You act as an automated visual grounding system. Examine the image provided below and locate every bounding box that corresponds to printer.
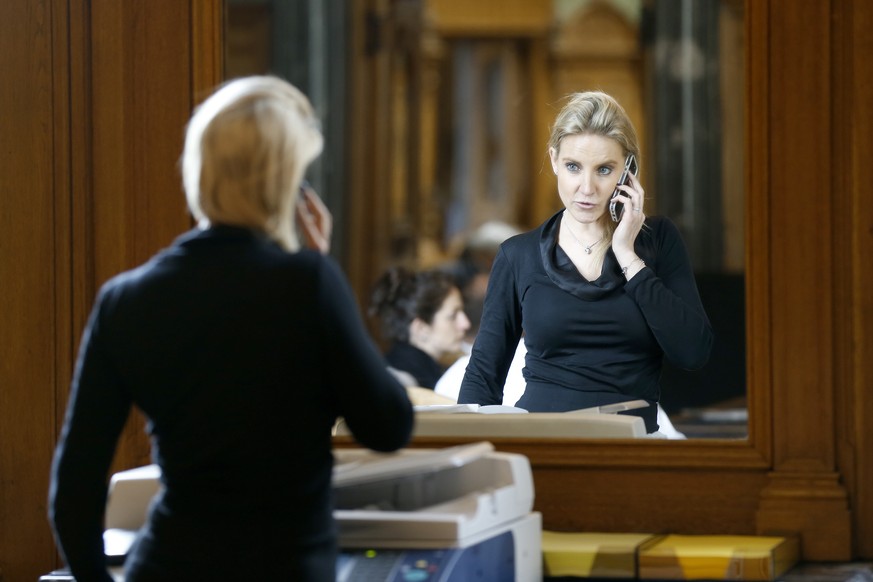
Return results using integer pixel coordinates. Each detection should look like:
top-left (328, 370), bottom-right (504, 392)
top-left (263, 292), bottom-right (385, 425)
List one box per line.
top-left (45, 442), bottom-right (541, 582)
top-left (332, 441), bottom-right (542, 581)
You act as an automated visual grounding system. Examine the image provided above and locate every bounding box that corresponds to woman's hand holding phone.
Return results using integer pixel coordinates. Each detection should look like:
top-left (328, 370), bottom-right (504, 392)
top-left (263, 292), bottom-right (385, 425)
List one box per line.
top-left (296, 181), bottom-right (333, 254)
top-left (609, 154), bottom-right (638, 222)
top-left (610, 156), bottom-right (647, 274)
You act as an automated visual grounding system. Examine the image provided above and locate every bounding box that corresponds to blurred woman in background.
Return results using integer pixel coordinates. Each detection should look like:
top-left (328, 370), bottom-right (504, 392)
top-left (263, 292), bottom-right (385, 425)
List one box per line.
top-left (369, 267), bottom-right (471, 390)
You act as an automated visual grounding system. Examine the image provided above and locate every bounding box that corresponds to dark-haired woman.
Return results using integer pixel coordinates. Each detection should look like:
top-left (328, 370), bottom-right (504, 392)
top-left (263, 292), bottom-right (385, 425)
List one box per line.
top-left (370, 267), bottom-right (471, 389)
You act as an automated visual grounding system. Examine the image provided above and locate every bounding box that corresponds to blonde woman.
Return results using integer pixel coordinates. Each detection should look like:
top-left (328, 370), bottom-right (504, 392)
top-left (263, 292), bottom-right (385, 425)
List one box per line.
top-left (49, 76), bottom-right (413, 581)
top-left (458, 91), bottom-right (712, 433)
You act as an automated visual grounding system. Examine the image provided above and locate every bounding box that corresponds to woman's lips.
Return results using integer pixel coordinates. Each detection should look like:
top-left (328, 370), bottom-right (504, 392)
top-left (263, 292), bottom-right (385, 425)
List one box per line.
top-left (575, 200), bottom-right (597, 210)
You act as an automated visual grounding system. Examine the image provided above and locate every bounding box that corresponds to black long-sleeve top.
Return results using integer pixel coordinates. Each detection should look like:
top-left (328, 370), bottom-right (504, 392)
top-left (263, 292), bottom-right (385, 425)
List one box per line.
top-left (49, 225), bottom-right (414, 581)
top-left (385, 341), bottom-right (445, 389)
top-left (458, 212), bottom-right (713, 432)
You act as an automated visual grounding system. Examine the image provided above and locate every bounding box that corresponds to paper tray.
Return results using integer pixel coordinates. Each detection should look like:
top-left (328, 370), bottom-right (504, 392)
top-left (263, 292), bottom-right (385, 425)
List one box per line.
top-left (334, 446), bottom-right (534, 545)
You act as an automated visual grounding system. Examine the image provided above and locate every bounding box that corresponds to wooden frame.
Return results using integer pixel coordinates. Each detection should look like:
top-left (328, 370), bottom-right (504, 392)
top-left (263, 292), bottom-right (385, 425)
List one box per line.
top-left (344, 0), bottom-right (873, 560)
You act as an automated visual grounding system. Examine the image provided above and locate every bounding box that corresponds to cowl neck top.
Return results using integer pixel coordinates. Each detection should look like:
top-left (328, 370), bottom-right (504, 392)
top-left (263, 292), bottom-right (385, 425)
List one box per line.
top-left (538, 211), bottom-right (627, 301)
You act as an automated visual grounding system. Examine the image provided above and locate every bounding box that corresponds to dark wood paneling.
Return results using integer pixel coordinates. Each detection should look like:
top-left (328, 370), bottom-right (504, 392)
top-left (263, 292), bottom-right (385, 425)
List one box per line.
top-left (0, 0), bottom-right (63, 579)
top-left (832, 0), bottom-right (873, 559)
top-left (754, 0), bottom-right (851, 561)
top-left (346, 0), bottom-right (396, 311)
top-left (767, 0), bottom-right (835, 473)
top-left (851, 0), bottom-right (873, 559)
top-left (0, 1), bottom-right (221, 580)
top-left (743, 0), bottom-right (773, 460)
top-left (85, 1), bottom-right (200, 473)
top-left (533, 468), bottom-right (769, 536)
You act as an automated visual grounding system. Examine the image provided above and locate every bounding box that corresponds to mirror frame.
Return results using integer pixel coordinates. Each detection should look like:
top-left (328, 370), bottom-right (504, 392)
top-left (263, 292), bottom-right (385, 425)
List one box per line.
top-left (346, 0), bottom-right (769, 468)
top-left (337, 0), bottom-right (862, 560)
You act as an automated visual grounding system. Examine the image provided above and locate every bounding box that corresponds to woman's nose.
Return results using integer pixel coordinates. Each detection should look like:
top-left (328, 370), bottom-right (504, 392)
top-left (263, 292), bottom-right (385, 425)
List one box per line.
top-left (578, 172), bottom-right (595, 195)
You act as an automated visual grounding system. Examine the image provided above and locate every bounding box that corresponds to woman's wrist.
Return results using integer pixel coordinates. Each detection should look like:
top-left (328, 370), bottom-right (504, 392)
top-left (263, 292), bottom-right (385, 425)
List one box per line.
top-left (620, 257), bottom-right (645, 279)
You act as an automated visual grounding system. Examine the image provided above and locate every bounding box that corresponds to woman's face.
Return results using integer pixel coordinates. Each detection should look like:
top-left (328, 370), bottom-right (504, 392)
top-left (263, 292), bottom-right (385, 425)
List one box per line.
top-left (415, 287), bottom-right (471, 359)
top-left (549, 133), bottom-right (625, 225)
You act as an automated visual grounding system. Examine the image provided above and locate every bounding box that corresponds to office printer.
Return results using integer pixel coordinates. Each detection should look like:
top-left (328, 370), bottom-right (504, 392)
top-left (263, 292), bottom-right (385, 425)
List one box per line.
top-left (44, 442), bottom-right (541, 582)
top-left (332, 441), bottom-right (542, 581)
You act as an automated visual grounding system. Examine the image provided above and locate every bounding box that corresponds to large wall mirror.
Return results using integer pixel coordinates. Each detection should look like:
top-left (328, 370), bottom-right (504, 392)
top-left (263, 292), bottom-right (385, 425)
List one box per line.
top-left (224, 0), bottom-right (746, 439)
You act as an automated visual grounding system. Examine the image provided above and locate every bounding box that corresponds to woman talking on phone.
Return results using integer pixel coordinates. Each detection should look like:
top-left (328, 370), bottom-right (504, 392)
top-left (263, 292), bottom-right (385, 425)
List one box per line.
top-left (457, 91), bottom-right (713, 434)
top-left (49, 76), bottom-right (413, 581)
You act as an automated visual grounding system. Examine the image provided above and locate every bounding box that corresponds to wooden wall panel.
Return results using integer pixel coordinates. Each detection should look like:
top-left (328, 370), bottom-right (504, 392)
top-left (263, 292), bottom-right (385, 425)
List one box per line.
top-left (850, 0), bottom-right (873, 558)
top-left (68, 0), bottom-right (95, 411)
top-left (833, 0), bottom-right (873, 559)
top-left (0, 1), bottom-right (65, 580)
top-left (87, 1), bottom-right (194, 302)
top-left (754, 0), bottom-right (852, 560)
top-left (84, 0), bottom-right (198, 473)
top-left (743, 0), bottom-right (773, 459)
top-left (347, 0), bottom-right (397, 309)
top-left (533, 468), bottom-right (769, 536)
top-left (766, 0), bottom-right (835, 473)
top-left (0, 1), bottom-right (222, 580)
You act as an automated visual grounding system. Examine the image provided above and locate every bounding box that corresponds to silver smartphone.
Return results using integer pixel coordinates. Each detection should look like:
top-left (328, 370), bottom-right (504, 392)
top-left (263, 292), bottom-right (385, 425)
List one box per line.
top-left (609, 154), bottom-right (638, 222)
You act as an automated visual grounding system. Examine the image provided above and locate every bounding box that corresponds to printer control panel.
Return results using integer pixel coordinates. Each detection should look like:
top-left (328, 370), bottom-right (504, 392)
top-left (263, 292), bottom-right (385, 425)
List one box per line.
top-left (337, 531), bottom-right (515, 581)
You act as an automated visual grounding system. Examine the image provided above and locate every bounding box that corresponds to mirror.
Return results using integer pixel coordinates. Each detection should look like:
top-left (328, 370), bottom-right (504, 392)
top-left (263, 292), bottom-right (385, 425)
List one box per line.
top-left (223, 0), bottom-right (746, 439)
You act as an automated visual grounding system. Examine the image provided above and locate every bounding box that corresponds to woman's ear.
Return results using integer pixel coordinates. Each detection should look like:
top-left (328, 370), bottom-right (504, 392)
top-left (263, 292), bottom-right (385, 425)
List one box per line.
top-left (549, 146), bottom-right (559, 175)
top-left (409, 318), bottom-right (431, 344)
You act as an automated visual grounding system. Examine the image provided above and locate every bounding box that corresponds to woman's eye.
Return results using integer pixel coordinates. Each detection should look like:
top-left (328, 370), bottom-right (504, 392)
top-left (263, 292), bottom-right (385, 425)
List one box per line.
top-left (565, 162), bottom-right (579, 172)
top-left (598, 166), bottom-right (612, 176)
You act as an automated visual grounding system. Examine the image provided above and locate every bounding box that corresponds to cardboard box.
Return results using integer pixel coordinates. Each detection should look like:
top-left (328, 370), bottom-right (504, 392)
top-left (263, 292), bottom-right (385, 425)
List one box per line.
top-left (638, 534), bottom-right (799, 580)
top-left (542, 531), bottom-right (657, 578)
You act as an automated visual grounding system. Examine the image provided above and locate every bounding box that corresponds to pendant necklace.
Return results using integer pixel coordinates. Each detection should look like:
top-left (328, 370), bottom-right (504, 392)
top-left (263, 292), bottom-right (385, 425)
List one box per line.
top-left (564, 213), bottom-right (603, 254)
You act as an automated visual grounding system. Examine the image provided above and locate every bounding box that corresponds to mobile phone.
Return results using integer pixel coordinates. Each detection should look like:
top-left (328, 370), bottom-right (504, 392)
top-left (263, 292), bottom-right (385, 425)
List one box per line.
top-left (609, 154), bottom-right (638, 222)
top-left (299, 179), bottom-right (312, 202)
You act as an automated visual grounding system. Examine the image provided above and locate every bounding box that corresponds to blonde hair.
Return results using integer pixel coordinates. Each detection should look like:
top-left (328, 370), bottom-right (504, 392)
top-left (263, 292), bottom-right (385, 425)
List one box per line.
top-left (548, 91), bottom-right (641, 252)
top-left (182, 76), bottom-right (323, 251)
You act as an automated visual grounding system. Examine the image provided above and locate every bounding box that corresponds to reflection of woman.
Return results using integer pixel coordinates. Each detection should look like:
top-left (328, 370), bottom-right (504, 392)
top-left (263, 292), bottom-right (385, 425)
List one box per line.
top-left (458, 91), bottom-right (713, 433)
top-left (49, 76), bottom-right (413, 581)
top-left (369, 267), bottom-right (471, 389)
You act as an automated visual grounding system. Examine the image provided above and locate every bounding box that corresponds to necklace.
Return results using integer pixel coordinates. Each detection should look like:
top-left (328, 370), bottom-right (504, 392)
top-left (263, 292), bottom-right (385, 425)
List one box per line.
top-left (563, 213), bottom-right (603, 254)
